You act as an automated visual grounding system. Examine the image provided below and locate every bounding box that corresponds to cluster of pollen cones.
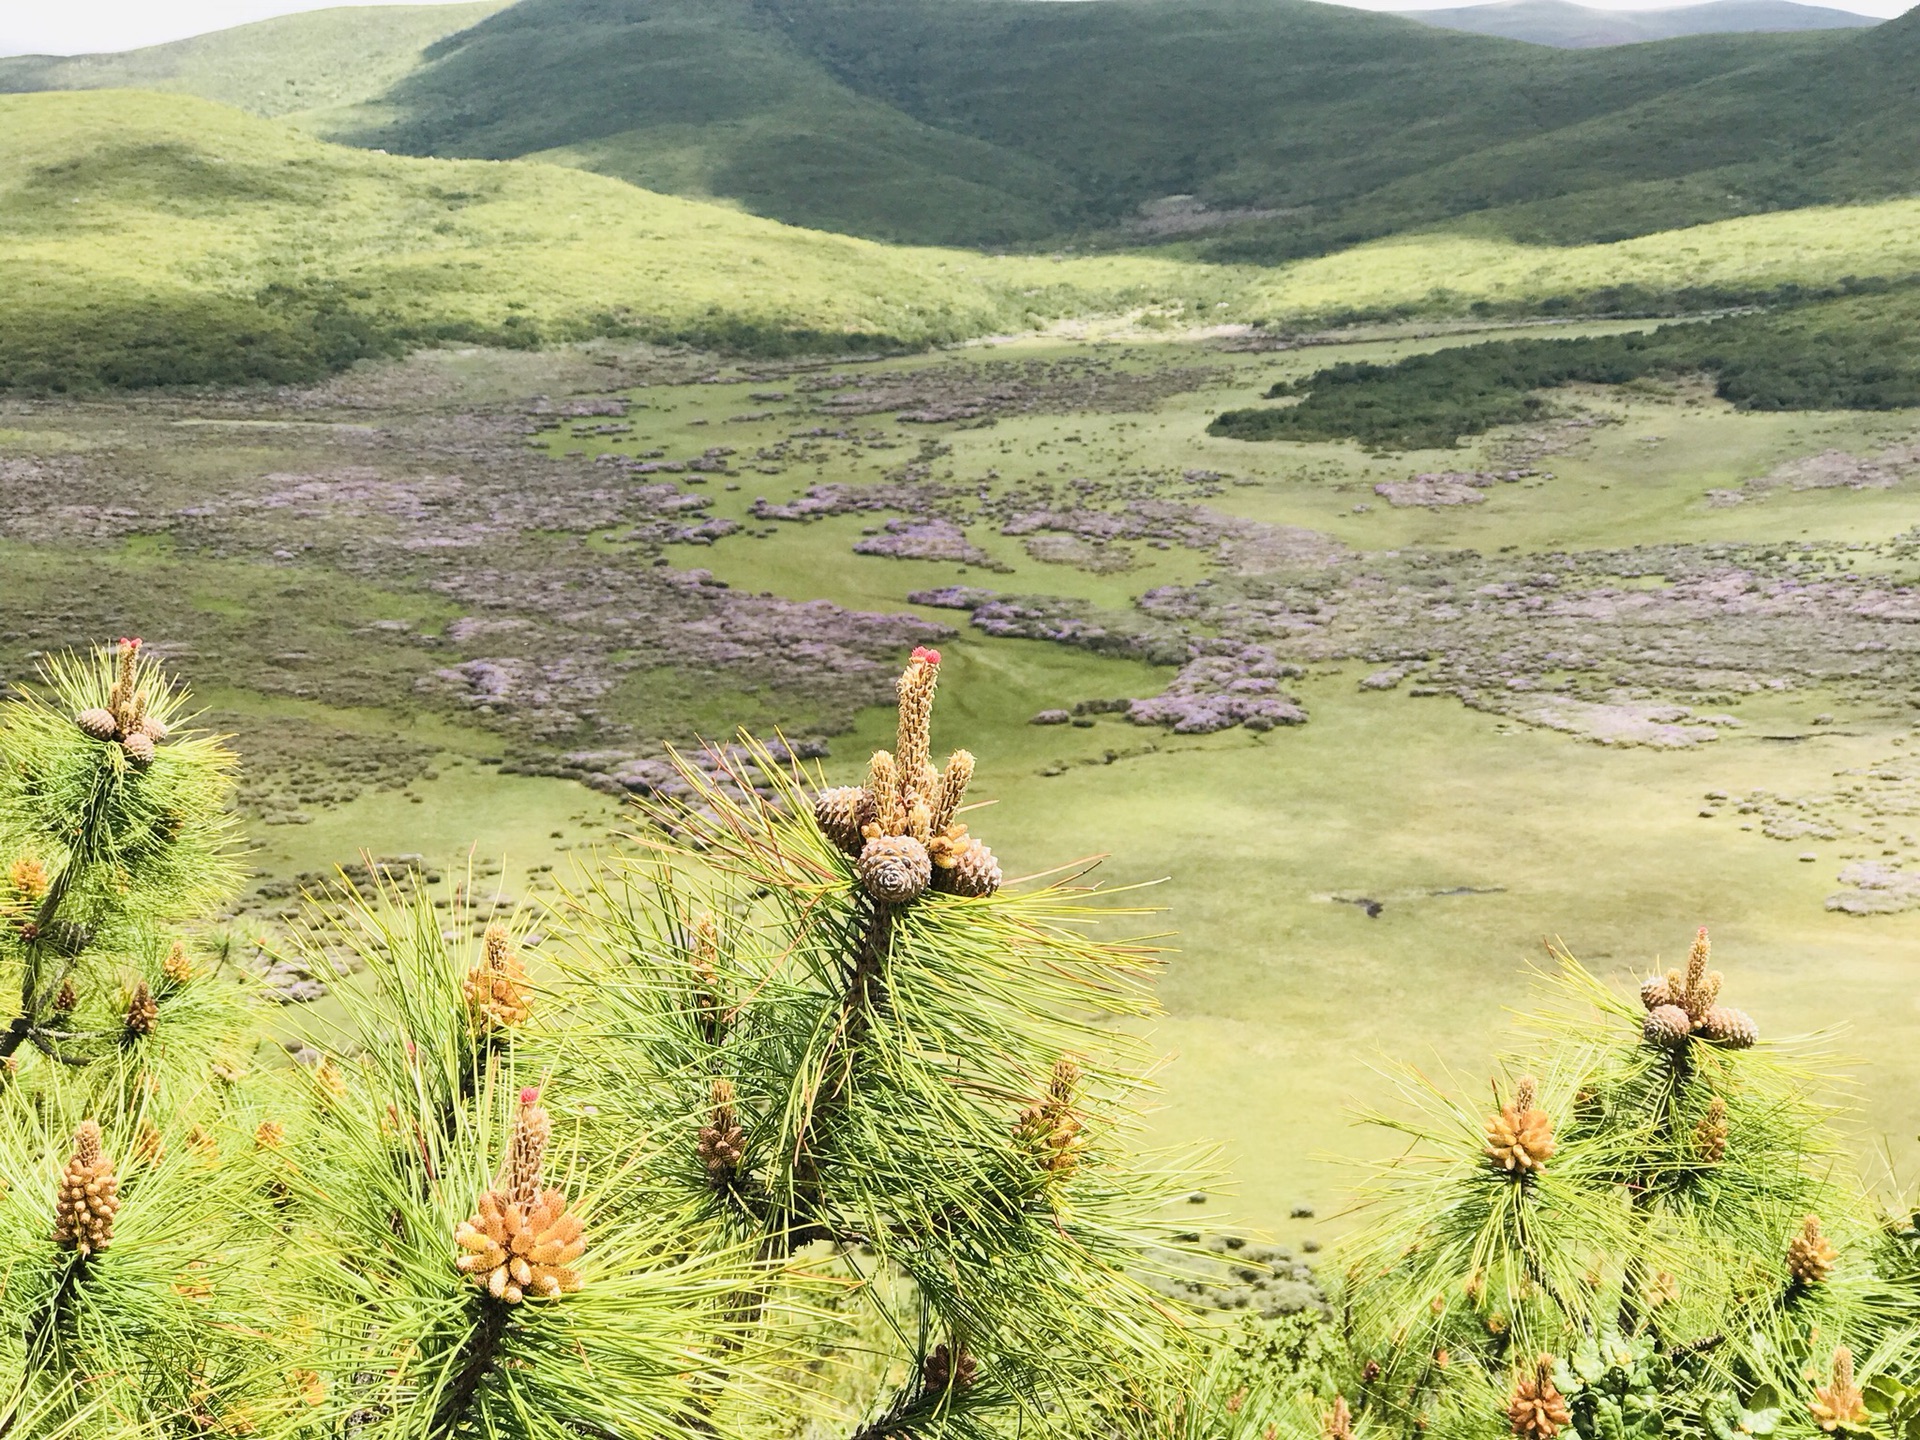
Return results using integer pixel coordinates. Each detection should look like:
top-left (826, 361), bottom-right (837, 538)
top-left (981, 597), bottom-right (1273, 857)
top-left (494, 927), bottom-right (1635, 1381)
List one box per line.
top-left (1484, 1075), bottom-right (1555, 1176)
top-left (75, 638), bottom-right (170, 767)
top-left (814, 648), bottom-right (1000, 903)
top-left (455, 1089), bottom-right (586, 1304)
top-left (464, 926), bottom-right (532, 1035)
top-left (53, 1120), bottom-right (120, 1257)
top-left (1639, 928), bottom-right (1756, 1051)
top-left (1507, 1357), bottom-right (1571, 1440)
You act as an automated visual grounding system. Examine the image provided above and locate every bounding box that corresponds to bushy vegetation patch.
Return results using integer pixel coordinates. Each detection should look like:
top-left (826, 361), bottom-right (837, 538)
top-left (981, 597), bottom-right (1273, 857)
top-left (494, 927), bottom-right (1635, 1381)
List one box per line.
top-left (1213, 291), bottom-right (1920, 449)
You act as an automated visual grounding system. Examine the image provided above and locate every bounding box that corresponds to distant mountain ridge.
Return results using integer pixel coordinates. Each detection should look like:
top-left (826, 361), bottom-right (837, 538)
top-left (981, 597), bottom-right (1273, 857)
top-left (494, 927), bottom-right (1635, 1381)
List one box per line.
top-left (0, 3), bottom-right (508, 119)
top-left (1393, 0), bottom-right (1878, 48)
top-left (2, 0), bottom-right (1917, 260)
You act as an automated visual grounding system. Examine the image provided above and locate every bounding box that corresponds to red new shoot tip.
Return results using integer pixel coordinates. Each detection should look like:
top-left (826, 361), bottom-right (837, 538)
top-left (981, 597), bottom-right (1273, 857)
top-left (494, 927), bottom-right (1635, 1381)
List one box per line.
top-left (520, 1087), bottom-right (540, 1106)
top-left (910, 646), bottom-right (941, 666)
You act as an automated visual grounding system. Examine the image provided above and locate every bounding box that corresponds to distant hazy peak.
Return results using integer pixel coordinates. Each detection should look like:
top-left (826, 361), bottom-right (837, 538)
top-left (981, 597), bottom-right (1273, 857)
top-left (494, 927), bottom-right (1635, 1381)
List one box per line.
top-left (1390, 0), bottom-right (1877, 47)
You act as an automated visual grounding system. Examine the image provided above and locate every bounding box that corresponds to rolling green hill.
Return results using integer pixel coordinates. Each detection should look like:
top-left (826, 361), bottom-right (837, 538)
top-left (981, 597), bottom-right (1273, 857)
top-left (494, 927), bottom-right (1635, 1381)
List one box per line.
top-left (0, 3), bottom-right (509, 120)
top-left (7, 0), bottom-right (1916, 259)
top-left (332, 0), bottom-right (1920, 256)
top-left (0, 91), bottom-right (1226, 390)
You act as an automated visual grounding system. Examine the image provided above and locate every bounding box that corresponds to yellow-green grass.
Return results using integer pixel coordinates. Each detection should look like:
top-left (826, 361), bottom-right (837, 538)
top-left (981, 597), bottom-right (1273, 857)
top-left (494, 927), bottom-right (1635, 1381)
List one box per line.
top-left (14, 88), bottom-right (1920, 394)
top-left (520, 336), bottom-right (1920, 1232)
top-left (1242, 198), bottom-right (1920, 323)
top-left (0, 91), bottom-right (1235, 386)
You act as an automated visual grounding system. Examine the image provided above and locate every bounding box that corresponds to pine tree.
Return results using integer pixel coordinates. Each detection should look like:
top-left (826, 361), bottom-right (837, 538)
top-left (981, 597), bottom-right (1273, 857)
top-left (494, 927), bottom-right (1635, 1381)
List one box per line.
top-left (549, 645), bottom-right (1195, 1434)
top-left (1269, 929), bottom-right (1908, 1440)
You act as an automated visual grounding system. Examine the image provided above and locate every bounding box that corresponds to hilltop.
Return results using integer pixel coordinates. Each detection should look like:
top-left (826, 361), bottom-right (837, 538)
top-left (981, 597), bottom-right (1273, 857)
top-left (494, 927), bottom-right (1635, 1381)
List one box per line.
top-left (1393, 0), bottom-right (1877, 48)
top-left (0, 3), bottom-right (509, 119)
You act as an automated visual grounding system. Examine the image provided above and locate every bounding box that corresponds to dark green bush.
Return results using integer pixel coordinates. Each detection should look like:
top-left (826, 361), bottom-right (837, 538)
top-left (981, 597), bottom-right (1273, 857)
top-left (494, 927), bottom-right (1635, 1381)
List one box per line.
top-left (1211, 290), bottom-right (1920, 449)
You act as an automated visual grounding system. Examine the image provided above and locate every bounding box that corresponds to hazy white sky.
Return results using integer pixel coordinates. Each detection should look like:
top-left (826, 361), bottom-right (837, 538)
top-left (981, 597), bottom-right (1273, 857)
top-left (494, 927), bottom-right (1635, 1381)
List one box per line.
top-left (0, 0), bottom-right (1908, 58)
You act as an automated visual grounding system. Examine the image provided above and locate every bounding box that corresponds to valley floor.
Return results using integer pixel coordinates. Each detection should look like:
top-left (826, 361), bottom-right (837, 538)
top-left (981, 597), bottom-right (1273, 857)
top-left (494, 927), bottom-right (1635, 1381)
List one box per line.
top-left (5, 327), bottom-right (1918, 1232)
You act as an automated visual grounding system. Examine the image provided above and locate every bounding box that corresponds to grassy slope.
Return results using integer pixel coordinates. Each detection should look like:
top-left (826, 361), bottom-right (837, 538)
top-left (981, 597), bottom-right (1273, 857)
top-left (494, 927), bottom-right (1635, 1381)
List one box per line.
top-left (777, 0), bottom-right (1920, 255)
top-left (8, 0), bottom-right (1914, 257)
top-left (0, 91), bottom-right (1228, 388)
top-left (0, 3), bottom-right (508, 119)
top-left (1332, 6), bottom-right (1920, 250)
top-left (329, 0), bottom-right (1076, 248)
top-left (1240, 197), bottom-right (1920, 321)
top-left (331, 0), bottom-right (1920, 254)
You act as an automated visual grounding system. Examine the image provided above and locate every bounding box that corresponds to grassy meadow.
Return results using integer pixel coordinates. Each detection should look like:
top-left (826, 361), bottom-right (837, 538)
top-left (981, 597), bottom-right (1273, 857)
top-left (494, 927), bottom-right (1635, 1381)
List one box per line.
top-left (9, 328), bottom-right (1895, 1237)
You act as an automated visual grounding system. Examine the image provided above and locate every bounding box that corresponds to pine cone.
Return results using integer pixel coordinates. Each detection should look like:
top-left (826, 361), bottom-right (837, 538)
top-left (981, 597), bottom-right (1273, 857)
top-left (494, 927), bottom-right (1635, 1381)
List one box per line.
top-left (1642, 1004), bottom-right (1691, 1048)
top-left (1639, 975), bottom-right (1672, 1011)
top-left (1788, 1214), bottom-right (1837, 1287)
top-left (464, 926), bottom-right (531, 1034)
top-left (814, 786), bottom-right (873, 856)
top-left (455, 1186), bottom-right (587, 1303)
top-left (1693, 1097), bottom-right (1728, 1164)
top-left (1812, 1348), bottom-right (1868, 1433)
top-left (1507, 1358), bottom-right (1570, 1440)
top-left (124, 980), bottom-right (158, 1038)
top-left (1484, 1078), bottom-right (1555, 1175)
top-left (76, 708), bottom-right (119, 741)
top-left (53, 979), bottom-right (77, 1014)
top-left (121, 732), bottom-right (156, 766)
top-left (922, 1340), bottom-right (976, 1393)
top-left (138, 715), bottom-right (169, 743)
top-left (858, 834), bottom-right (931, 905)
top-left (53, 1120), bottom-right (119, 1256)
top-left (933, 834), bottom-right (1001, 897)
top-left (1698, 1006), bottom-right (1757, 1049)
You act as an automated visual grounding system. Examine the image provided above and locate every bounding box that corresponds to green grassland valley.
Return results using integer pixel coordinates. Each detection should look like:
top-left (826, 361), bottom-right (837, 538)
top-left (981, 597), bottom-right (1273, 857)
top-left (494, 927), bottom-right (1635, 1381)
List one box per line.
top-left (5, 0), bottom-right (1920, 1433)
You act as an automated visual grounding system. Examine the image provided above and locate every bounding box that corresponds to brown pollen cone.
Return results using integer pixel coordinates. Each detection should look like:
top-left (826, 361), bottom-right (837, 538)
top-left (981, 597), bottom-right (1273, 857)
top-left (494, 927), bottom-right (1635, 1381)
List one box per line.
top-left (697, 1078), bottom-right (746, 1177)
top-left (1484, 1076), bottom-right (1555, 1176)
top-left (1325, 1397), bottom-right (1356, 1440)
top-left (454, 1088), bottom-right (585, 1304)
top-left (1014, 1057), bottom-right (1085, 1177)
top-left (124, 980), bottom-right (158, 1038)
top-left (1811, 1348), bottom-right (1868, 1433)
top-left (922, 1339), bottom-right (977, 1393)
top-left (1788, 1214), bottom-right (1837, 1287)
top-left (163, 941), bottom-right (193, 987)
top-left (1507, 1358), bottom-right (1571, 1440)
top-left (1638, 928), bottom-right (1757, 1049)
top-left (464, 926), bottom-right (531, 1035)
top-left (1693, 1098), bottom-right (1728, 1163)
top-left (53, 1120), bottom-right (120, 1256)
